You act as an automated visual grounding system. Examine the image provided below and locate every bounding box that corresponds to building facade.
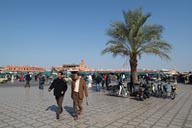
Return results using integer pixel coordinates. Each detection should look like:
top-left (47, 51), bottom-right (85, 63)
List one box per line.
top-left (52, 59), bottom-right (86, 72)
top-left (0, 67), bottom-right (4, 71)
top-left (3, 66), bottom-right (45, 72)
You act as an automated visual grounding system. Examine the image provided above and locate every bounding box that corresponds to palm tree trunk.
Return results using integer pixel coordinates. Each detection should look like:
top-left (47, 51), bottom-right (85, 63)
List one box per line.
top-left (129, 56), bottom-right (138, 85)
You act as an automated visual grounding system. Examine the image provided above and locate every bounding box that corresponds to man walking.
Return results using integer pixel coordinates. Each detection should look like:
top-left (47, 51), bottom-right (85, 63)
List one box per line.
top-left (25, 72), bottom-right (31, 87)
top-left (39, 73), bottom-right (45, 90)
top-left (95, 73), bottom-right (102, 91)
top-left (71, 72), bottom-right (88, 120)
top-left (48, 71), bottom-right (68, 119)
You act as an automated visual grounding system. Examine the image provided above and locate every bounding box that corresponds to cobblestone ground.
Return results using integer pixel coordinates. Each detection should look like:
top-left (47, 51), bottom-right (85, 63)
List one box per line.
top-left (0, 81), bottom-right (192, 128)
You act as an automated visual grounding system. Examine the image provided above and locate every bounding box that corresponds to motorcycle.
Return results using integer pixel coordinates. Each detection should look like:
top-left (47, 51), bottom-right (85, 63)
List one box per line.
top-left (151, 82), bottom-right (157, 96)
top-left (109, 82), bottom-right (129, 97)
top-left (170, 83), bottom-right (176, 100)
top-left (141, 82), bottom-right (151, 99)
top-left (156, 82), bottom-right (163, 97)
top-left (118, 82), bottom-right (129, 97)
top-left (133, 83), bottom-right (145, 101)
top-left (109, 84), bottom-right (119, 96)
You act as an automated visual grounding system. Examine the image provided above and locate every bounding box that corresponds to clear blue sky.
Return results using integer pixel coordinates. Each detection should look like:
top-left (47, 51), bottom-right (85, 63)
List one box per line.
top-left (0, 0), bottom-right (192, 72)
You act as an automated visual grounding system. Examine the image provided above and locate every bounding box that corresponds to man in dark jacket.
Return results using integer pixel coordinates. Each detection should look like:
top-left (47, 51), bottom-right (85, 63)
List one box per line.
top-left (39, 73), bottom-right (45, 90)
top-left (25, 72), bottom-right (31, 87)
top-left (48, 71), bottom-right (68, 119)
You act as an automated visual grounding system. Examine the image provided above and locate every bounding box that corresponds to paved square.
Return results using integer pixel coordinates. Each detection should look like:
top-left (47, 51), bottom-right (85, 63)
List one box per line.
top-left (0, 82), bottom-right (192, 128)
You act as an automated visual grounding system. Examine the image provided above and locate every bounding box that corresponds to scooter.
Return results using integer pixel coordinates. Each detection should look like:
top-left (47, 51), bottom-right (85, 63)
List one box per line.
top-left (170, 83), bottom-right (176, 100)
top-left (118, 82), bottom-right (129, 97)
top-left (156, 82), bottom-right (163, 97)
top-left (133, 83), bottom-right (145, 101)
top-left (151, 82), bottom-right (157, 96)
top-left (141, 82), bottom-right (151, 99)
top-left (109, 85), bottom-right (119, 96)
top-left (109, 82), bottom-right (129, 97)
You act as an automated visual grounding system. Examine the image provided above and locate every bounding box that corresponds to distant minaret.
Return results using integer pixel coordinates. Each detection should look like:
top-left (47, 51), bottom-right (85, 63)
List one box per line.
top-left (79, 59), bottom-right (85, 71)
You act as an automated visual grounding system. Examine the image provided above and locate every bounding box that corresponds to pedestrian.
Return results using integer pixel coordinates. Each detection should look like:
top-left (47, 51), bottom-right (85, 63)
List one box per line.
top-left (144, 73), bottom-right (150, 84)
top-left (35, 75), bottom-right (38, 81)
top-left (19, 74), bottom-right (23, 82)
top-left (106, 74), bottom-right (111, 90)
top-left (87, 74), bottom-right (92, 88)
top-left (39, 73), bottom-right (45, 90)
top-left (95, 73), bottom-right (102, 91)
top-left (48, 71), bottom-right (68, 119)
top-left (101, 74), bottom-right (105, 89)
top-left (11, 75), bottom-right (14, 83)
top-left (25, 72), bottom-right (31, 87)
top-left (71, 71), bottom-right (88, 120)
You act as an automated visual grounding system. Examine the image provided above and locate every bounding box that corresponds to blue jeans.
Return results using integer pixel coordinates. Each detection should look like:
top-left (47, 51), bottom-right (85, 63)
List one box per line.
top-left (39, 84), bottom-right (44, 90)
top-left (96, 83), bottom-right (101, 91)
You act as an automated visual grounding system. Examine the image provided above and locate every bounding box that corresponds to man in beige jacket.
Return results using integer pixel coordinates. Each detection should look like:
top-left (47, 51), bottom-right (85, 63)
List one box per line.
top-left (71, 72), bottom-right (88, 120)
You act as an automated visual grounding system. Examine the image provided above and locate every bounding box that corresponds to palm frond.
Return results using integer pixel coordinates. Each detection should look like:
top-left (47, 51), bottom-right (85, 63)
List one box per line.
top-left (107, 22), bottom-right (128, 42)
top-left (101, 40), bottom-right (131, 57)
top-left (123, 8), bottom-right (151, 44)
top-left (138, 41), bottom-right (172, 60)
top-left (141, 24), bottom-right (164, 41)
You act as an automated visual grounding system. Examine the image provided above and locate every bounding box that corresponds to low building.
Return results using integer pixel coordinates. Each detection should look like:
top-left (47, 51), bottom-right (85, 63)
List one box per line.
top-left (0, 67), bottom-right (4, 71)
top-left (3, 66), bottom-right (45, 72)
top-left (52, 59), bottom-right (86, 72)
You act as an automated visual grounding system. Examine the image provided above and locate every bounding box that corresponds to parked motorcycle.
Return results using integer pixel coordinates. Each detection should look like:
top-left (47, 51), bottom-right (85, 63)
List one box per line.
top-left (109, 84), bottom-right (119, 96)
top-left (109, 82), bottom-right (129, 97)
top-left (151, 82), bottom-right (157, 96)
top-left (170, 83), bottom-right (176, 100)
top-left (134, 83), bottom-right (150, 101)
top-left (156, 82), bottom-right (163, 97)
top-left (133, 83), bottom-right (145, 101)
top-left (140, 82), bottom-right (151, 99)
top-left (118, 82), bottom-right (129, 97)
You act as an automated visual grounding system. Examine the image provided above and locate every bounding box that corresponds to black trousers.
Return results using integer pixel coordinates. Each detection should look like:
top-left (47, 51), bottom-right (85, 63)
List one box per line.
top-left (25, 81), bottom-right (30, 87)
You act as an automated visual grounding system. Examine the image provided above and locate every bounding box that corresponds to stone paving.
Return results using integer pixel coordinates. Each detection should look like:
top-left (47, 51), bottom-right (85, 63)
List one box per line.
top-left (0, 81), bottom-right (192, 128)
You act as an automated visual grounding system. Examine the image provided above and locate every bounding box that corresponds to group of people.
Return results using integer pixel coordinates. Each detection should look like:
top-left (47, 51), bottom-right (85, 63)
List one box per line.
top-left (23, 72), bottom-right (46, 89)
top-left (94, 73), bottom-right (126, 91)
top-left (22, 72), bottom-right (47, 89)
top-left (48, 71), bottom-right (88, 120)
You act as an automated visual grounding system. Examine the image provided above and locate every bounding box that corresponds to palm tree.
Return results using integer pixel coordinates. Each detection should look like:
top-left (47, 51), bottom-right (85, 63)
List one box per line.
top-left (101, 8), bottom-right (172, 85)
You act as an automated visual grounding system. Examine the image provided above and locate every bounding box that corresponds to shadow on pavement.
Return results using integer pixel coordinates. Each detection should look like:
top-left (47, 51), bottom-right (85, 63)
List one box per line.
top-left (129, 96), bottom-right (145, 101)
top-left (64, 106), bottom-right (74, 117)
top-left (45, 105), bottom-right (57, 112)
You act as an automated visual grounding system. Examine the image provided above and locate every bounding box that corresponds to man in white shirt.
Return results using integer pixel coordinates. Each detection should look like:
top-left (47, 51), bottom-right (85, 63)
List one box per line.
top-left (71, 72), bottom-right (88, 120)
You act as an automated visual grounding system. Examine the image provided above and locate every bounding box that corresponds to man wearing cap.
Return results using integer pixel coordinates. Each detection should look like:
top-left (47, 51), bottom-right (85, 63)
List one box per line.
top-left (48, 71), bottom-right (68, 119)
top-left (71, 72), bottom-right (88, 120)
